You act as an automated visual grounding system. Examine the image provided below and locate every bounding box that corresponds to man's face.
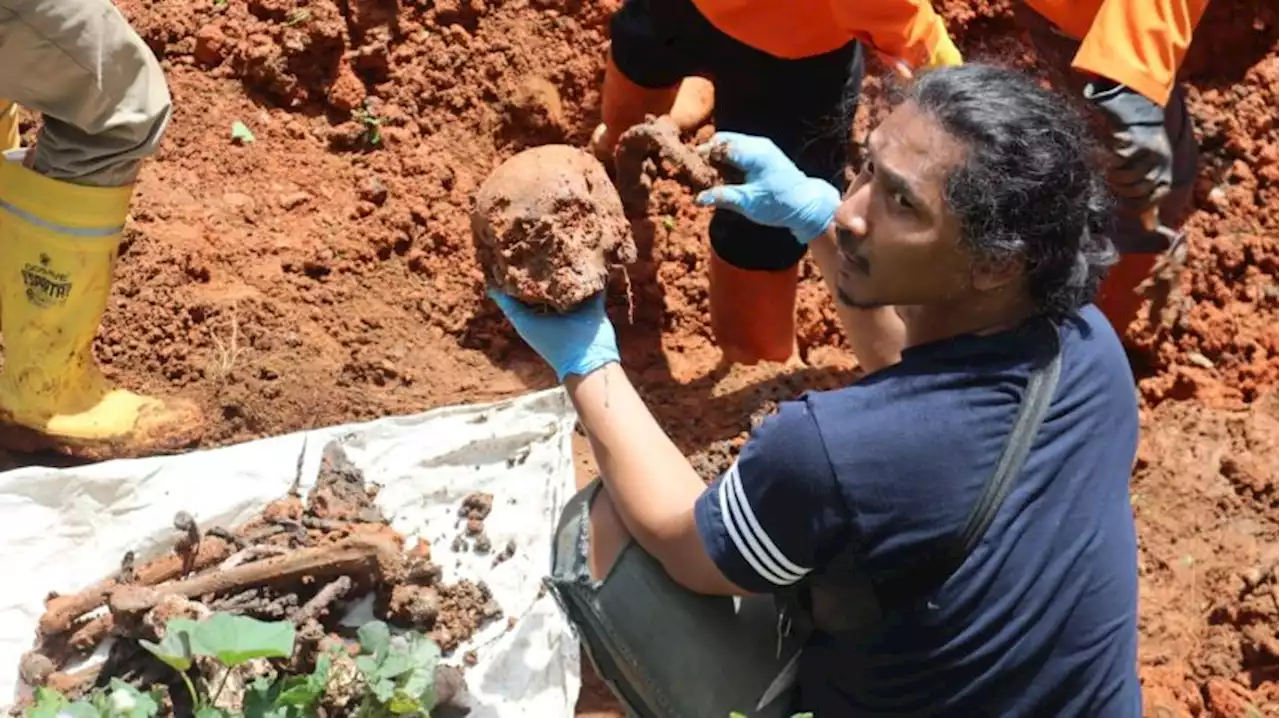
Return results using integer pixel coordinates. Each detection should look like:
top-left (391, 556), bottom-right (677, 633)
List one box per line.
top-left (831, 102), bottom-right (971, 310)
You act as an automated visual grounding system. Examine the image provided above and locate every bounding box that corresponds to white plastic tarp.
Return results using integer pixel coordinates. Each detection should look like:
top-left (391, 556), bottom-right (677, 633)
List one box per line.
top-left (0, 387), bottom-right (582, 716)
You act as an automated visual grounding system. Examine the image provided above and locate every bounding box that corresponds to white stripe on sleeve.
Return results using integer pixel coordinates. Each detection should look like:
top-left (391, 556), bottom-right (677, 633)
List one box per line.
top-left (717, 462), bottom-right (811, 586)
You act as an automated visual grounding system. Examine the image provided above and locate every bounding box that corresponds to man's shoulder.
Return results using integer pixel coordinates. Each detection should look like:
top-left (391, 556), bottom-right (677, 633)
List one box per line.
top-left (796, 308), bottom-right (1138, 463)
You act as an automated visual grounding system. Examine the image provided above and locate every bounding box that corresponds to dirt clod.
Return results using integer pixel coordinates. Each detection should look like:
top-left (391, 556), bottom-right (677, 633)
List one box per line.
top-left (460, 492), bottom-right (493, 520)
top-left (472, 144), bottom-right (635, 311)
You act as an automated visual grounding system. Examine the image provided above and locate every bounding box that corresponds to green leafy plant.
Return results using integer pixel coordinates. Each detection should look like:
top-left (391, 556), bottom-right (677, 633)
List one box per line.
top-left (353, 620), bottom-right (442, 716)
top-left (242, 649), bottom-right (338, 718)
top-left (26, 614), bottom-right (448, 718)
top-left (28, 679), bottom-right (162, 718)
top-left (353, 102), bottom-right (383, 148)
top-left (139, 613), bottom-right (295, 714)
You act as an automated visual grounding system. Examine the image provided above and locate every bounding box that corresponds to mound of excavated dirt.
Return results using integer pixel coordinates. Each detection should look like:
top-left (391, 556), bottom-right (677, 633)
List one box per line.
top-left (472, 145), bottom-right (635, 312)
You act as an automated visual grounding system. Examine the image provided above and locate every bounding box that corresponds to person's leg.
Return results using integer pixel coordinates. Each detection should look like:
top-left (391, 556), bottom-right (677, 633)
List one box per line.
top-left (706, 41), bottom-right (867, 365)
top-left (593, 0), bottom-right (708, 162)
top-left (0, 99), bottom-right (17, 152)
top-left (0, 0), bottom-right (203, 459)
top-left (1011, 5), bottom-right (1200, 338)
top-left (1093, 85), bottom-right (1198, 335)
top-left (548, 480), bottom-right (806, 717)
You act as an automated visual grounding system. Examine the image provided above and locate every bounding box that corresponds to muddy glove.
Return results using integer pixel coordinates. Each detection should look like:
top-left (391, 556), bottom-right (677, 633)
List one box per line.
top-left (694, 131), bottom-right (841, 245)
top-left (1084, 79), bottom-right (1173, 219)
top-left (487, 289), bottom-right (620, 381)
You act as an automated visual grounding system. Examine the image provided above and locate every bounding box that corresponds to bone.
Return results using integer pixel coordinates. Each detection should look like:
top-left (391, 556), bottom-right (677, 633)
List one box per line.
top-left (220, 545), bottom-right (291, 570)
top-left (292, 575), bottom-right (354, 625)
top-left (612, 114), bottom-right (741, 217)
top-left (67, 614), bottom-right (115, 655)
top-left (39, 536), bottom-right (233, 636)
top-left (109, 536), bottom-right (403, 615)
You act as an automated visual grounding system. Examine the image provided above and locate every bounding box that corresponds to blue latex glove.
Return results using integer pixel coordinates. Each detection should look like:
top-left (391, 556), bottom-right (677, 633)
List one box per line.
top-left (487, 289), bottom-right (620, 381)
top-left (694, 131), bottom-right (841, 245)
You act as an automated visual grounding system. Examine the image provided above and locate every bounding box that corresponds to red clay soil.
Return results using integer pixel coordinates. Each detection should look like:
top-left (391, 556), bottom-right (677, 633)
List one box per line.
top-left (5, 0), bottom-right (1274, 715)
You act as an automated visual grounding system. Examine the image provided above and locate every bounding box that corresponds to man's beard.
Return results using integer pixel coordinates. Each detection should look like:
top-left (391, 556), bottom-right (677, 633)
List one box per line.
top-left (836, 287), bottom-right (887, 310)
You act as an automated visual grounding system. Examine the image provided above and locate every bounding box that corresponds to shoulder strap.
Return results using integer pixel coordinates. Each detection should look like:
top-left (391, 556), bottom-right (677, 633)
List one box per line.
top-left (936, 332), bottom-right (1063, 583)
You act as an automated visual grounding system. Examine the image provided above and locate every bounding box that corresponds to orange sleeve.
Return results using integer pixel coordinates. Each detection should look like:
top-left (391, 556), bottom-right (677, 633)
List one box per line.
top-left (829, 0), bottom-right (948, 69)
top-left (1070, 0), bottom-right (1210, 106)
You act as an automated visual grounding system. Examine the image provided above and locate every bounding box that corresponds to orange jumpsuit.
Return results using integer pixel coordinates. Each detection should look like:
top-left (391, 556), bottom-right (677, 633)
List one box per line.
top-left (1026, 0), bottom-right (1210, 106)
top-left (688, 0), bottom-right (956, 67)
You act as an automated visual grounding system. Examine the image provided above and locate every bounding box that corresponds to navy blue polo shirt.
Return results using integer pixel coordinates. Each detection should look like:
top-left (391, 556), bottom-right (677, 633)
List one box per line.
top-left (694, 305), bottom-right (1141, 716)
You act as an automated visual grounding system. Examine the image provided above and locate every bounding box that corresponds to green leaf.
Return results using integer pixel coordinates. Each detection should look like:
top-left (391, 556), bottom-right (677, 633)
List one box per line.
top-left (387, 689), bottom-right (424, 714)
top-left (230, 121), bottom-right (256, 145)
top-left (196, 707), bottom-right (234, 718)
top-left (191, 613), bottom-right (296, 667)
top-left (27, 687), bottom-right (70, 718)
top-left (274, 651), bottom-right (333, 708)
top-left (357, 621), bottom-right (391, 659)
top-left (243, 676), bottom-right (289, 718)
top-left (314, 651), bottom-right (334, 681)
top-left (272, 675), bottom-right (310, 704)
top-left (273, 656), bottom-right (329, 709)
top-left (105, 679), bottom-right (160, 718)
top-left (139, 617), bottom-right (199, 672)
top-left (60, 703), bottom-right (102, 718)
top-left (372, 677), bottom-right (397, 703)
top-left (399, 635), bottom-right (441, 710)
top-left (355, 654), bottom-right (381, 680)
top-left (376, 652), bottom-right (413, 680)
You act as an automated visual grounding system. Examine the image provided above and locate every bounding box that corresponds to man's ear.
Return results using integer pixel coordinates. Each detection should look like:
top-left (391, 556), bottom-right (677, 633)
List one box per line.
top-left (970, 255), bottom-right (1025, 292)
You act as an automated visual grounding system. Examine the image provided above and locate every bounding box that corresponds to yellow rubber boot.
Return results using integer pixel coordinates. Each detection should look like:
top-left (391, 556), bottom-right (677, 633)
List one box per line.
top-left (0, 100), bottom-right (18, 153)
top-left (0, 156), bottom-right (203, 460)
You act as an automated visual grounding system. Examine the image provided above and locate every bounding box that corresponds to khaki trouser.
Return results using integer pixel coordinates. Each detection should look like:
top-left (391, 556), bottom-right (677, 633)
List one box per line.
top-left (0, 0), bottom-right (171, 188)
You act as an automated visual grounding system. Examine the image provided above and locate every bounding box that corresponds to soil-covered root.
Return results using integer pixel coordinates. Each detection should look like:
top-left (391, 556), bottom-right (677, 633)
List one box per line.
top-left (472, 144), bottom-right (636, 312)
top-left (613, 114), bottom-right (744, 217)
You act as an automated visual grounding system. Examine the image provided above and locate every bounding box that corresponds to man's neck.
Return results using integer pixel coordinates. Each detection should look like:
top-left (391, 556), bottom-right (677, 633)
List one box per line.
top-left (898, 292), bottom-right (1038, 350)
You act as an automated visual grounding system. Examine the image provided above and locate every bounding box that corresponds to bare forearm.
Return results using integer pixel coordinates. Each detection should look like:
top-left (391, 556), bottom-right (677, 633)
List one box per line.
top-left (809, 228), bottom-right (907, 371)
top-left (565, 364), bottom-right (707, 550)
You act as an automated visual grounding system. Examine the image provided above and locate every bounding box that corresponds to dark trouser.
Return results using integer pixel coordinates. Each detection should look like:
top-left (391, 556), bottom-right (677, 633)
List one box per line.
top-left (546, 481), bottom-right (807, 717)
top-left (609, 0), bottom-right (863, 271)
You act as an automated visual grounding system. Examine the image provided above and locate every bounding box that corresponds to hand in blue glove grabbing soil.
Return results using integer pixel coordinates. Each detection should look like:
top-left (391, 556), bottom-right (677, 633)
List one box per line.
top-left (694, 131), bottom-right (841, 245)
top-left (487, 289), bottom-right (620, 382)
